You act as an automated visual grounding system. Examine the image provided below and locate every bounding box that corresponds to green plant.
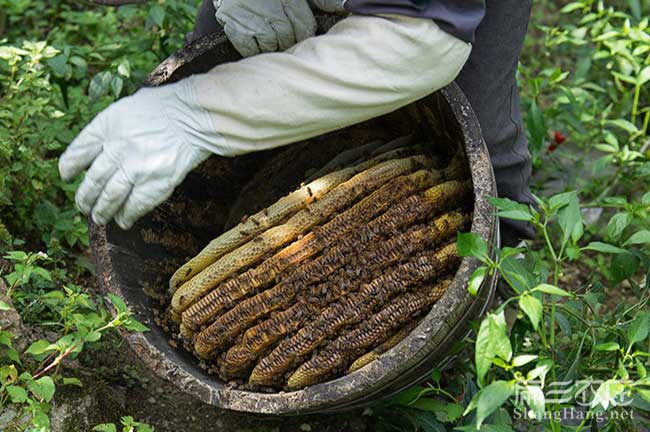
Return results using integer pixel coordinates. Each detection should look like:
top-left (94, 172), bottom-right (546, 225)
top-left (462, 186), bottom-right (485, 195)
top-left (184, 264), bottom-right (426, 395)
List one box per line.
top-left (1, 281), bottom-right (148, 431)
top-left (370, 190), bottom-right (650, 431)
top-left (94, 416), bottom-right (155, 432)
top-left (459, 193), bottom-right (649, 431)
top-left (0, 2), bottom-right (198, 429)
top-left (520, 0), bottom-right (649, 205)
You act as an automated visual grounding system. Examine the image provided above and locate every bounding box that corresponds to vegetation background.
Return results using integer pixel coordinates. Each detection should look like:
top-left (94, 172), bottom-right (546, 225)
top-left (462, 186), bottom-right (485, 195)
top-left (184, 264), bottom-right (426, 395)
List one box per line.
top-left (0, 0), bottom-right (649, 431)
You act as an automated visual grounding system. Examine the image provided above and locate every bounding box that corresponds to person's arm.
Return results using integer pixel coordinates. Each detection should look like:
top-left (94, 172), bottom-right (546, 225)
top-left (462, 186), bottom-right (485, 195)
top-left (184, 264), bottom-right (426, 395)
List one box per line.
top-left (59, 14), bottom-right (470, 230)
top-left (188, 13), bottom-right (471, 154)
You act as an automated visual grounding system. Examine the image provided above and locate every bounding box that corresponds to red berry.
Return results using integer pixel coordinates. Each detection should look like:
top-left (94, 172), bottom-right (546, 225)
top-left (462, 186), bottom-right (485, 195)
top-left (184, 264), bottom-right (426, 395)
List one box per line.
top-left (554, 131), bottom-right (566, 145)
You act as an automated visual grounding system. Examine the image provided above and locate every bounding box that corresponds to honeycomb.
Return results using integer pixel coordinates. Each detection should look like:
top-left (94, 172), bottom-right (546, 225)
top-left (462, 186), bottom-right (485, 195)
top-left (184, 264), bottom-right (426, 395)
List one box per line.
top-left (164, 141), bottom-right (473, 390)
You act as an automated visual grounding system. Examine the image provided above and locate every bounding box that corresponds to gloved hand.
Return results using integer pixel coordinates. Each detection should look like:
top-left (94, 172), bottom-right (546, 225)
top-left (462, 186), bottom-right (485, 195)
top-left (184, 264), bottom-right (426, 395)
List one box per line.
top-left (308, 0), bottom-right (346, 13)
top-left (214, 0), bottom-right (317, 57)
top-left (59, 80), bottom-right (227, 230)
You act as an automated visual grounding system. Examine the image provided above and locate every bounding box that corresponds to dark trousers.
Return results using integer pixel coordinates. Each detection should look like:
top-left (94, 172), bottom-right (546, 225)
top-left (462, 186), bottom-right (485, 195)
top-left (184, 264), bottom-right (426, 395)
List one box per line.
top-left (191, 0), bottom-right (536, 246)
top-left (455, 0), bottom-right (536, 246)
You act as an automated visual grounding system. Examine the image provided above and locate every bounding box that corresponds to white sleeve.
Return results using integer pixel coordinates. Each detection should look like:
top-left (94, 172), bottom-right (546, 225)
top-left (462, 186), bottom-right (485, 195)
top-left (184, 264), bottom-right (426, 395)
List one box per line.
top-left (185, 13), bottom-right (472, 156)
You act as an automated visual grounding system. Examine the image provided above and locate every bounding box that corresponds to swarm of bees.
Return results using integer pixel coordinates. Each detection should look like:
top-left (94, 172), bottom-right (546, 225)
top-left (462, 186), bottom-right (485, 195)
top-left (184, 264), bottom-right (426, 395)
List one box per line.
top-left (164, 141), bottom-right (474, 390)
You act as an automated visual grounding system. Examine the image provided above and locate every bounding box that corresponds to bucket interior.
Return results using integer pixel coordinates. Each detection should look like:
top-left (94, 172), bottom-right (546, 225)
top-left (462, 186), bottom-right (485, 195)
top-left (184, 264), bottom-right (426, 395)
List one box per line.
top-left (98, 93), bottom-right (470, 389)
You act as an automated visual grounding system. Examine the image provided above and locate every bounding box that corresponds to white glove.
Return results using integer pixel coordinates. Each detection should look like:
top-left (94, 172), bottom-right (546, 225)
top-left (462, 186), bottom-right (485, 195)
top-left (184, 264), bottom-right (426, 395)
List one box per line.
top-left (214, 0), bottom-right (317, 57)
top-left (308, 0), bottom-right (346, 13)
top-left (58, 80), bottom-right (228, 230)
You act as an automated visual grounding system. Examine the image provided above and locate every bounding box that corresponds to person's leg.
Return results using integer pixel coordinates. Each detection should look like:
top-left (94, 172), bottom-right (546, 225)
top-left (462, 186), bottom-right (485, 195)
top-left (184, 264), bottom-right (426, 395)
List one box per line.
top-left (455, 0), bottom-right (536, 247)
top-left (190, 0), bottom-right (220, 42)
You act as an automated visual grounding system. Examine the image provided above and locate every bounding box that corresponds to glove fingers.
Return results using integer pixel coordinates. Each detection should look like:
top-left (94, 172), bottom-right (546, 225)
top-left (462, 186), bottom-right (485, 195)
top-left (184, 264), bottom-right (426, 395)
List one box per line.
top-left (282, 0), bottom-right (317, 42)
top-left (255, 28), bottom-right (280, 53)
top-left (269, 18), bottom-right (296, 51)
top-left (75, 152), bottom-right (118, 216)
top-left (91, 170), bottom-right (133, 226)
top-left (114, 183), bottom-right (174, 230)
top-left (59, 118), bottom-right (105, 182)
top-left (223, 21), bottom-right (261, 57)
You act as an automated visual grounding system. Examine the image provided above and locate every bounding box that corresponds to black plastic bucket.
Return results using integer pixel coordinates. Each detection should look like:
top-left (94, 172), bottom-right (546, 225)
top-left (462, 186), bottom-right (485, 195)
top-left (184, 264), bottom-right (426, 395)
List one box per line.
top-left (89, 16), bottom-right (498, 415)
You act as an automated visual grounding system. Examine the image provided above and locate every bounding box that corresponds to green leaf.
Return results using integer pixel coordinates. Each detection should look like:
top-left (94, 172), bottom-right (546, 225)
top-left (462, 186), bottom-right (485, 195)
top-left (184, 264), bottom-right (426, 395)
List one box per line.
top-left (28, 376), bottom-right (55, 402)
top-left (497, 210), bottom-right (534, 222)
top-left (512, 355), bottom-right (538, 368)
top-left (465, 380), bottom-right (515, 429)
top-left (411, 398), bottom-right (446, 413)
top-left (557, 192), bottom-right (582, 246)
top-left (7, 348), bottom-right (21, 364)
top-left (148, 4), bottom-right (166, 27)
top-left (637, 389), bottom-right (650, 403)
top-left (610, 252), bottom-right (640, 284)
top-left (107, 294), bottom-right (128, 314)
top-left (519, 294), bottom-right (542, 331)
top-left (475, 311), bottom-right (512, 384)
top-left (117, 60), bottom-right (131, 78)
top-left (84, 331), bottom-right (102, 343)
top-left (70, 55), bottom-right (87, 75)
top-left (526, 99), bottom-right (546, 156)
top-left (583, 242), bottom-right (627, 254)
top-left (7, 385), bottom-right (28, 403)
top-left (531, 283), bottom-right (572, 297)
top-left (627, 312), bottom-right (650, 345)
top-left (500, 257), bottom-right (534, 294)
top-left (123, 318), bottom-right (150, 333)
top-left (26, 339), bottom-right (54, 356)
top-left (548, 191), bottom-right (576, 209)
top-left (1, 365), bottom-right (18, 385)
top-left (4, 251), bottom-right (28, 261)
top-left (527, 360), bottom-right (553, 384)
top-left (638, 65), bottom-right (650, 85)
top-left (594, 342), bottom-right (620, 351)
top-left (32, 412), bottom-right (50, 430)
top-left (636, 358), bottom-right (647, 379)
top-left (32, 267), bottom-right (52, 282)
top-left (93, 424), bottom-right (117, 432)
top-left (89, 71), bottom-right (113, 103)
top-left (468, 266), bottom-right (487, 297)
top-left (0, 331), bottom-right (13, 347)
top-left (63, 377), bottom-right (83, 387)
top-left (521, 385), bottom-right (545, 420)
top-left (457, 232), bottom-right (489, 260)
top-left (624, 230), bottom-right (650, 246)
top-left (605, 119), bottom-right (639, 134)
top-left (560, 2), bottom-right (584, 13)
top-left (607, 212), bottom-right (632, 240)
top-left (617, 361), bottom-right (629, 380)
top-left (591, 379), bottom-right (624, 409)
top-left (0, 300), bottom-right (10, 311)
top-left (111, 76), bottom-right (123, 99)
top-left (445, 403), bottom-right (464, 422)
top-left (46, 54), bottom-right (70, 77)
top-left (486, 197), bottom-right (529, 212)
top-left (565, 244), bottom-right (581, 260)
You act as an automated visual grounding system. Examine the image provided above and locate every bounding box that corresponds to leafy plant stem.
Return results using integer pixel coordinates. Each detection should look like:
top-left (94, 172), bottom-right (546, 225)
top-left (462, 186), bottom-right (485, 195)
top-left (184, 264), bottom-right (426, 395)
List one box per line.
top-left (32, 319), bottom-right (117, 379)
top-left (632, 83), bottom-right (641, 124)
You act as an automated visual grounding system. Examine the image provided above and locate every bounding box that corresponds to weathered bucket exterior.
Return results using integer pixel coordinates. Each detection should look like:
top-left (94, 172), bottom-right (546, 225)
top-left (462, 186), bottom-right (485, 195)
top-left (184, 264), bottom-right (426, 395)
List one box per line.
top-left (89, 16), bottom-right (498, 415)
